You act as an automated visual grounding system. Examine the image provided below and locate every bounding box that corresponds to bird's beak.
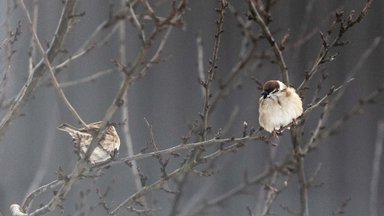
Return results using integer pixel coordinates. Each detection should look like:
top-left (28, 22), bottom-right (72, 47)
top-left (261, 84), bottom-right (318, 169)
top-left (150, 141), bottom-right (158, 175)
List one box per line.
top-left (261, 91), bottom-right (268, 99)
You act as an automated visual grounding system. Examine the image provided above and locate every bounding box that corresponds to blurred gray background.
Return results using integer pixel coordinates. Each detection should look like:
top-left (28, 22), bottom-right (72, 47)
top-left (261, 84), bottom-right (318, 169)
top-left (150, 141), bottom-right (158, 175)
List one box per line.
top-left (0, 0), bottom-right (383, 215)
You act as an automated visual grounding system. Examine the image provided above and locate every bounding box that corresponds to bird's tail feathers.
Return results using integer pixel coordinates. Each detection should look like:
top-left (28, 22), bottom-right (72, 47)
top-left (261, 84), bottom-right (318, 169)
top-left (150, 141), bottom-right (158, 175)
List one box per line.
top-left (57, 123), bottom-right (78, 134)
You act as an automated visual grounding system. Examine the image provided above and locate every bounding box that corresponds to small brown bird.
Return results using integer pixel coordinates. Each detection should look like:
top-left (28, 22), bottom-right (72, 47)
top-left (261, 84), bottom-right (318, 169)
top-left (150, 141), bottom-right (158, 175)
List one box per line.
top-left (58, 121), bottom-right (120, 164)
top-left (259, 80), bottom-right (303, 133)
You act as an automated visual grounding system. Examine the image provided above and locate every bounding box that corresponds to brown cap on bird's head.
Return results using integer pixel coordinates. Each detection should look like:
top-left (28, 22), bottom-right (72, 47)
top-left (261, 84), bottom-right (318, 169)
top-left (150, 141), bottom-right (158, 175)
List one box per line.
top-left (261, 80), bottom-right (280, 99)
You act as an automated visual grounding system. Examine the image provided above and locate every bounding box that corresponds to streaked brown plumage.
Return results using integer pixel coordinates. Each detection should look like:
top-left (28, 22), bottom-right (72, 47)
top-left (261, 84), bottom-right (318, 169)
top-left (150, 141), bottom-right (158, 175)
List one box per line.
top-left (58, 121), bottom-right (120, 164)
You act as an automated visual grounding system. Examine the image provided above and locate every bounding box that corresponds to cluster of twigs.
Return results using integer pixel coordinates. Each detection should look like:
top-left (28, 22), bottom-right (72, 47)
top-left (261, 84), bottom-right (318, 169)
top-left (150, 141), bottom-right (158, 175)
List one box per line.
top-left (3, 0), bottom-right (381, 216)
top-left (247, 0), bottom-right (380, 216)
top-left (7, 0), bottom-right (187, 215)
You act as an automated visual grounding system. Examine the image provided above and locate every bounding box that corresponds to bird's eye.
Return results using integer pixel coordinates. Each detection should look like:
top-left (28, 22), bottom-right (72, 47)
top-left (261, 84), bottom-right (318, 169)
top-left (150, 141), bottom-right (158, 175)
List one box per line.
top-left (271, 89), bottom-right (278, 94)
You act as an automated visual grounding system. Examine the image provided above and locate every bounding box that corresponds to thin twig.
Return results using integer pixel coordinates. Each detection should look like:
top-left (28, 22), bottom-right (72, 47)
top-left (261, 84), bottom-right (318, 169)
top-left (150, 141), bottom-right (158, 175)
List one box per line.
top-left (190, 156), bottom-right (295, 216)
top-left (21, 180), bottom-right (64, 212)
top-left (303, 78), bottom-right (354, 116)
top-left (297, 0), bottom-right (373, 93)
top-left (248, 0), bottom-right (289, 85)
top-left (201, 0), bottom-right (227, 140)
top-left (128, 1), bottom-right (145, 42)
top-left (0, 0), bottom-right (78, 138)
top-left (260, 172), bottom-right (288, 216)
top-left (305, 86), bottom-right (383, 153)
top-left (332, 198), bottom-right (351, 216)
top-left (139, 26), bottom-right (173, 75)
top-left (18, 0), bottom-right (87, 127)
top-left (305, 37), bottom-right (381, 150)
top-left (110, 135), bottom-right (264, 167)
top-left (28, 0), bottom-right (39, 72)
top-left (144, 118), bottom-right (158, 150)
top-left (52, 6), bottom-right (131, 71)
top-left (329, 36), bottom-right (381, 109)
top-left (59, 69), bottom-right (115, 88)
top-left (109, 163), bottom-right (185, 216)
top-left (210, 37), bottom-right (256, 113)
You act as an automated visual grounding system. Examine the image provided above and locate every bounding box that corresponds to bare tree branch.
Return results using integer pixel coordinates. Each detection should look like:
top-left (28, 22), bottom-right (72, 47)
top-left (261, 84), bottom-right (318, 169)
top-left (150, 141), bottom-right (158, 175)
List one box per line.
top-left (59, 69), bottom-right (115, 88)
top-left (248, 0), bottom-right (289, 85)
top-left (6, 1), bottom-right (380, 216)
top-left (297, 0), bottom-right (373, 93)
top-left (18, 0), bottom-right (87, 127)
top-left (0, 0), bottom-right (78, 137)
top-left (200, 0), bottom-right (228, 141)
top-left (21, 180), bottom-right (64, 213)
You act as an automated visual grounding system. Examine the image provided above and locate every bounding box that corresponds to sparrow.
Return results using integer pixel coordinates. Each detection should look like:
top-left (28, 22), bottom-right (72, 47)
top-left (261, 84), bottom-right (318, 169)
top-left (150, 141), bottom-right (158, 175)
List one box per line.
top-left (58, 121), bottom-right (120, 164)
top-left (258, 80), bottom-right (303, 133)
